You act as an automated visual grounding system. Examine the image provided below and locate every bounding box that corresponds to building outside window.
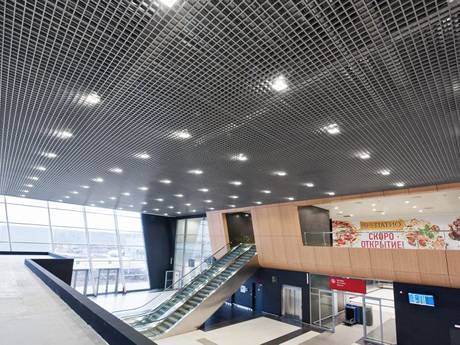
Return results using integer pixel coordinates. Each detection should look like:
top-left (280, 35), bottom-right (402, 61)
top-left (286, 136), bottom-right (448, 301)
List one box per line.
top-left (0, 195), bottom-right (149, 294)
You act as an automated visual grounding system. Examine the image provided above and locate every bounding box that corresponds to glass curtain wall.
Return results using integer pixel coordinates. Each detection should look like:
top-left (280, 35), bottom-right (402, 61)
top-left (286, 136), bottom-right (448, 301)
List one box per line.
top-left (0, 195), bottom-right (149, 294)
top-left (173, 217), bottom-right (212, 286)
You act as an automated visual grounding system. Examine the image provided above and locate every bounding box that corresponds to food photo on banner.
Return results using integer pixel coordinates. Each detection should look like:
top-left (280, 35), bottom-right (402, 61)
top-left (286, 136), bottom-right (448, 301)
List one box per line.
top-left (332, 215), bottom-right (460, 250)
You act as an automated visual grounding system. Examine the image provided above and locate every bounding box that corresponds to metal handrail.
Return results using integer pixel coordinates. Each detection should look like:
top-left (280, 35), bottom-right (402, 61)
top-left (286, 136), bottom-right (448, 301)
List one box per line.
top-left (112, 242), bottom-right (232, 315)
top-left (133, 244), bottom-right (256, 334)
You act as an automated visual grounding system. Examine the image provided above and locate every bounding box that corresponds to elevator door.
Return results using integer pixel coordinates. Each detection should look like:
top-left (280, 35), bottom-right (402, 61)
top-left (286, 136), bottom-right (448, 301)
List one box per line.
top-left (282, 285), bottom-right (302, 320)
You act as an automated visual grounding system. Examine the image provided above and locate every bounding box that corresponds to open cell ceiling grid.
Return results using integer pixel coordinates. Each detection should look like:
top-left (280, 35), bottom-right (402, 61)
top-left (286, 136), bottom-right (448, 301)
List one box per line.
top-left (1, 0), bottom-right (459, 215)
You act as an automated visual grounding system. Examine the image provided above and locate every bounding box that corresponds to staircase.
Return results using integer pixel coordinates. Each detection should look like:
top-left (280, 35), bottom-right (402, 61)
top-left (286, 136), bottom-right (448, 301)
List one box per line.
top-left (123, 243), bottom-right (258, 339)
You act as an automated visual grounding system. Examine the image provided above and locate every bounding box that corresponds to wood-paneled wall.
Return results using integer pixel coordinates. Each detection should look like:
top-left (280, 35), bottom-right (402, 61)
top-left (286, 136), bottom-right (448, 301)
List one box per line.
top-left (206, 182), bottom-right (460, 288)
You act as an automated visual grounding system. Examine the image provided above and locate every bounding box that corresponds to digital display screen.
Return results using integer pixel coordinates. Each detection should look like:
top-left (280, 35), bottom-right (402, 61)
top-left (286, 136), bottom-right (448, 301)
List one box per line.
top-left (408, 293), bottom-right (435, 307)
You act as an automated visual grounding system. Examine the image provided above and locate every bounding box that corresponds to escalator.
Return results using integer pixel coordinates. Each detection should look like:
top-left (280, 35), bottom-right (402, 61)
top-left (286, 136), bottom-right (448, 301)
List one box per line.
top-left (118, 243), bottom-right (258, 340)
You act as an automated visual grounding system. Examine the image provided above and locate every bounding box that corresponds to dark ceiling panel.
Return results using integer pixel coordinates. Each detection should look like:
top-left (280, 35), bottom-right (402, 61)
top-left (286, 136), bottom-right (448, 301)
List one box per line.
top-left (1, 0), bottom-right (459, 216)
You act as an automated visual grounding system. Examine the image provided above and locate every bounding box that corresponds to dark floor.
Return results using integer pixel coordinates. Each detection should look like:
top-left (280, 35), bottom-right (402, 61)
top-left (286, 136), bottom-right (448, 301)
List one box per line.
top-left (200, 302), bottom-right (260, 331)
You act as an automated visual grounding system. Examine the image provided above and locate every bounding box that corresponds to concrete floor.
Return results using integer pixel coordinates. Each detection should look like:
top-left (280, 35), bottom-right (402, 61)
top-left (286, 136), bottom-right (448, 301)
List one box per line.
top-left (0, 255), bottom-right (106, 345)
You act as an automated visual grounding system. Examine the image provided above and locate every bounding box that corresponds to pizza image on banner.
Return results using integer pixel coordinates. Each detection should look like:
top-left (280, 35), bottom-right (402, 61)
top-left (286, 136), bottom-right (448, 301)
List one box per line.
top-left (332, 218), bottom-right (446, 249)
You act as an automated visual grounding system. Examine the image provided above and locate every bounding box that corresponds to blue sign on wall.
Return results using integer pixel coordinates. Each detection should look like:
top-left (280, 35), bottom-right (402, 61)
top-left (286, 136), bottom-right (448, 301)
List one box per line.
top-left (408, 293), bottom-right (435, 307)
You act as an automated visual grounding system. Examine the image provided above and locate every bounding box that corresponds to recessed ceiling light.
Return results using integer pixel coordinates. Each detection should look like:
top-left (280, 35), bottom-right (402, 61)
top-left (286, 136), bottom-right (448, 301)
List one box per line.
top-left (254, 201), bottom-right (262, 205)
top-left (357, 152), bottom-right (371, 160)
top-left (141, 201), bottom-right (148, 205)
top-left (57, 199), bottom-right (63, 202)
top-left (171, 129), bottom-right (191, 139)
top-left (185, 203), bottom-right (191, 206)
top-left (191, 209), bottom-right (197, 212)
top-left (109, 196), bottom-right (117, 200)
top-left (155, 198), bottom-right (164, 202)
top-left (29, 176), bottom-right (39, 181)
top-left (371, 203), bottom-right (376, 207)
top-left (404, 200), bottom-right (410, 204)
top-left (109, 167), bottom-right (123, 174)
top-left (394, 182), bottom-right (405, 187)
top-left (229, 204), bottom-right (236, 208)
top-left (163, 213), bottom-right (168, 216)
top-left (122, 192), bottom-right (131, 196)
top-left (418, 209), bottom-right (423, 213)
top-left (118, 207), bottom-right (123, 210)
top-left (81, 185), bottom-right (90, 189)
top-left (326, 192), bottom-right (336, 196)
top-left (286, 197), bottom-right (295, 201)
top-left (138, 186), bottom-right (149, 191)
top-left (322, 123), bottom-right (340, 135)
top-left (64, 195), bottom-right (70, 199)
top-left (304, 182), bottom-right (315, 188)
top-left (92, 177), bottom-right (104, 183)
top-left (198, 188), bottom-right (209, 192)
top-left (52, 129), bottom-right (73, 139)
top-left (83, 92), bottom-right (101, 105)
top-left (174, 194), bottom-right (184, 198)
top-left (372, 208), bottom-right (377, 212)
top-left (176, 211), bottom-right (182, 215)
top-left (379, 169), bottom-right (391, 176)
top-left (20, 194), bottom-right (26, 197)
top-left (229, 195), bottom-right (239, 199)
top-left (22, 190), bottom-right (29, 193)
top-left (129, 205), bottom-right (134, 208)
top-left (350, 214), bottom-right (354, 217)
top-left (261, 190), bottom-right (271, 194)
top-left (273, 171), bottom-right (287, 176)
top-left (99, 200), bottom-right (105, 204)
top-left (159, 179), bottom-right (172, 184)
top-left (412, 205), bottom-right (417, 209)
top-left (134, 152), bottom-right (150, 160)
top-left (339, 211), bottom-right (343, 214)
top-left (334, 206), bottom-right (339, 210)
top-left (208, 207), bottom-right (215, 210)
top-left (153, 208), bottom-right (160, 211)
top-left (271, 75), bottom-right (288, 91)
top-left (232, 153), bottom-right (248, 162)
top-left (24, 184), bottom-right (34, 188)
top-left (167, 206), bottom-right (174, 209)
top-left (70, 191), bottom-right (79, 195)
top-left (229, 181), bottom-right (242, 186)
top-left (41, 152), bottom-right (57, 159)
top-left (204, 200), bottom-right (212, 203)
top-left (188, 169), bottom-right (203, 175)
top-left (35, 166), bottom-right (46, 171)
top-left (90, 203), bottom-right (95, 207)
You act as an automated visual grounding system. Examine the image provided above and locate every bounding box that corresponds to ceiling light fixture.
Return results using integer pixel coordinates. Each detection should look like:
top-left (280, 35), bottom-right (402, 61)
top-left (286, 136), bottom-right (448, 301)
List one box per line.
top-left (138, 186), bottom-right (149, 191)
top-left (99, 200), bottom-right (105, 204)
top-left (29, 176), bottom-right (39, 181)
top-left (394, 182), bottom-right (405, 187)
top-left (153, 208), bottom-right (160, 212)
top-left (24, 184), bottom-right (34, 188)
top-left (208, 207), bottom-right (215, 210)
top-left (326, 192), bottom-right (336, 196)
top-left (191, 209), bottom-right (197, 212)
top-left (379, 169), bottom-right (391, 176)
top-left (405, 200), bottom-right (410, 204)
top-left (357, 152), bottom-right (371, 160)
top-left (64, 195), bottom-right (70, 199)
top-left (81, 185), bottom-right (90, 189)
top-left (109, 167), bottom-right (123, 174)
top-left (254, 201), bottom-right (262, 205)
top-left (109, 196), bottom-right (117, 200)
top-left (229, 181), bottom-right (242, 186)
top-left (174, 194), bottom-right (184, 198)
top-left (232, 153), bottom-right (248, 162)
top-left (92, 177), bottom-right (104, 183)
top-left (167, 206), bottom-right (174, 209)
top-left (70, 191), bottom-right (79, 195)
top-left (198, 188), bottom-right (209, 192)
top-left (204, 200), bottom-right (212, 203)
top-left (273, 171), bottom-right (287, 176)
top-left (185, 203), bottom-right (191, 206)
top-left (83, 92), bottom-right (101, 105)
top-left (134, 152), bottom-right (150, 160)
top-left (261, 190), bottom-right (271, 194)
top-left (176, 211), bottom-right (182, 215)
top-left (322, 123), bottom-right (340, 135)
top-left (41, 152), bottom-right (57, 159)
top-left (271, 75), bottom-right (288, 91)
top-left (172, 130), bottom-right (192, 139)
top-left (22, 190), bottom-right (29, 193)
top-left (35, 166), bottom-right (46, 171)
top-left (188, 169), bottom-right (203, 175)
top-left (122, 192), bottom-right (131, 196)
top-left (155, 198), bottom-right (164, 202)
top-left (229, 195), bottom-right (239, 199)
top-left (286, 197), bottom-right (295, 201)
top-left (304, 182), bottom-right (315, 188)
top-left (159, 179), bottom-right (172, 184)
top-left (229, 204), bottom-right (236, 208)
top-left (52, 129), bottom-right (73, 139)
top-left (141, 201), bottom-right (148, 205)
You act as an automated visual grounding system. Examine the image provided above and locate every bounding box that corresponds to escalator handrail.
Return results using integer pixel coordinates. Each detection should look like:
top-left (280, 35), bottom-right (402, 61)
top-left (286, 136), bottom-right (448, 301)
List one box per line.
top-left (134, 244), bottom-right (256, 332)
top-left (113, 242), bottom-right (232, 315)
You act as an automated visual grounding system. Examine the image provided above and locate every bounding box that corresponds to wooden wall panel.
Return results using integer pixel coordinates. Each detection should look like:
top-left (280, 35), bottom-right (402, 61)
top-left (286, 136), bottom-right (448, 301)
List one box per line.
top-left (349, 248), bottom-right (373, 278)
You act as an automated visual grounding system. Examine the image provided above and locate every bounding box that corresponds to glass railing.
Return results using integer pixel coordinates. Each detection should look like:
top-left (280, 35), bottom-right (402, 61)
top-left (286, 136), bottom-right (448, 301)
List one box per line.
top-left (302, 229), bottom-right (460, 250)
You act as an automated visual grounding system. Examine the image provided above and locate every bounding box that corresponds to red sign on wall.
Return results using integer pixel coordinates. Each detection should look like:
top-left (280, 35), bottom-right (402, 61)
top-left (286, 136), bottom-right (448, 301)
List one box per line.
top-left (329, 276), bottom-right (367, 294)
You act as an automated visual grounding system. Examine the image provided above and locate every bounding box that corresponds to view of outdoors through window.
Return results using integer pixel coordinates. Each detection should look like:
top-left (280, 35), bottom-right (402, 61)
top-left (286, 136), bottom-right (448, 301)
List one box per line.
top-left (0, 196), bottom-right (149, 294)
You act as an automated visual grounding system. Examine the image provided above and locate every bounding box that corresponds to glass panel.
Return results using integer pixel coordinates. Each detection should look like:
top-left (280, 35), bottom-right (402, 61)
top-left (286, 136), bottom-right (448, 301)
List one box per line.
top-left (0, 204), bottom-right (6, 222)
top-left (85, 206), bottom-right (113, 215)
top-left (122, 260), bottom-right (149, 290)
top-left (0, 223), bottom-right (9, 242)
top-left (11, 242), bottom-right (51, 251)
top-left (119, 231), bottom-right (144, 246)
top-left (117, 215), bottom-right (142, 231)
top-left (88, 229), bottom-right (117, 245)
top-left (85, 212), bottom-right (115, 229)
top-left (50, 209), bottom-right (85, 228)
top-left (90, 245), bottom-right (120, 269)
top-left (48, 202), bottom-right (83, 211)
top-left (9, 224), bottom-right (51, 243)
top-left (121, 246), bottom-right (146, 261)
top-left (52, 227), bottom-right (86, 244)
top-left (0, 242), bottom-right (10, 251)
top-left (5, 196), bottom-right (48, 207)
top-left (7, 204), bottom-right (49, 225)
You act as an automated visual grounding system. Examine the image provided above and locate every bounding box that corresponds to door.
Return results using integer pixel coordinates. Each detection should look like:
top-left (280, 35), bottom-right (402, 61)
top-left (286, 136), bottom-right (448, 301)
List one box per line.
top-left (253, 283), bottom-right (263, 313)
top-left (282, 285), bottom-right (302, 320)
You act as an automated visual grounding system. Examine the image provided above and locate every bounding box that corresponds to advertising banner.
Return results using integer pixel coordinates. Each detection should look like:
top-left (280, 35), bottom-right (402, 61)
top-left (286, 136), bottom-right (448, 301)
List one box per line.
top-left (332, 215), bottom-right (460, 250)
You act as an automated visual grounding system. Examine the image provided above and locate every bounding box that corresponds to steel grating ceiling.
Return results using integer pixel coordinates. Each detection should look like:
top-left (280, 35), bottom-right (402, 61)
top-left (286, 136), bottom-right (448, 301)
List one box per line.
top-left (0, 0), bottom-right (459, 216)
